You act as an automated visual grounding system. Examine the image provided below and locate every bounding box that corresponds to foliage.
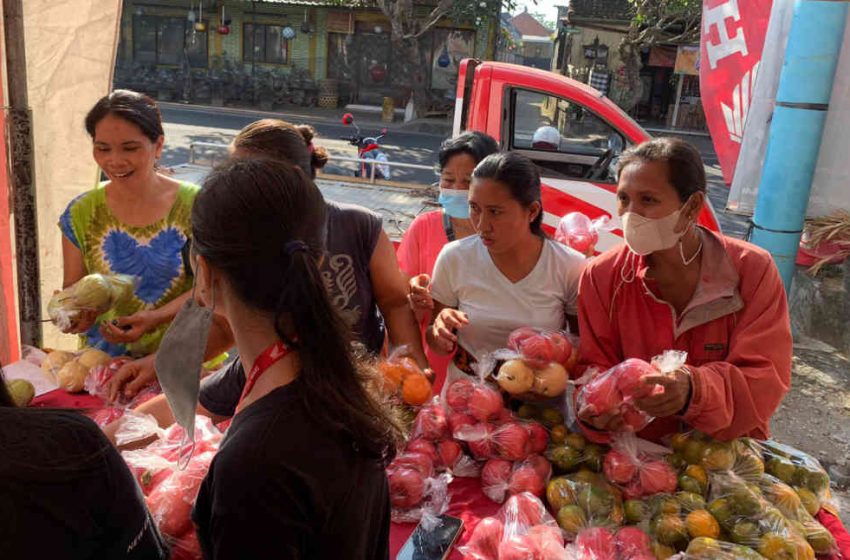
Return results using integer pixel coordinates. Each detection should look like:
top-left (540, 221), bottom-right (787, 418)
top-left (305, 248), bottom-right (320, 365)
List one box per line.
top-left (614, 0), bottom-right (702, 111)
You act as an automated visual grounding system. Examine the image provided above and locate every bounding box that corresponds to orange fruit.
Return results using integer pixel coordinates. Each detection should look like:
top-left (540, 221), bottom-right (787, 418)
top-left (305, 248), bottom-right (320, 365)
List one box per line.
top-left (379, 357), bottom-right (420, 392)
top-left (685, 464), bottom-right (708, 487)
top-left (401, 373), bottom-right (432, 406)
top-left (685, 510), bottom-right (720, 539)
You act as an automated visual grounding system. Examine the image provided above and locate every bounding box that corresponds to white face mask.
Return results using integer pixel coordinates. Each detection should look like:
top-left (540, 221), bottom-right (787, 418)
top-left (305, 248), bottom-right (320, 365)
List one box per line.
top-left (621, 208), bottom-right (689, 256)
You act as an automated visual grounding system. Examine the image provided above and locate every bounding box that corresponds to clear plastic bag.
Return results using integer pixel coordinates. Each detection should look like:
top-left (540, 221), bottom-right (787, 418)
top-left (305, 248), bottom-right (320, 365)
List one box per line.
top-left (47, 273), bottom-right (138, 331)
top-left (460, 492), bottom-right (567, 560)
top-left (564, 525), bottom-right (655, 560)
top-left (554, 212), bottom-right (612, 256)
top-left (145, 450), bottom-right (215, 540)
top-left (603, 432), bottom-right (677, 499)
top-left (480, 454), bottom-right (552, 504)
top-left (758, 474), bottom-right (837, 556)
top-left (679, 537), bottom-right (768, 559)
top-left (387, 459), bottom-right (452, 524)
top-left (704, 471), bottom-right (815, 559)
top-left (757, 439), bottom-right (832, 505)
top-left (378, 345), bottom-right (432, 407)
top-left (546, 471), bottom-right (625, 541)
top-left (576, 351), bottom-right (687, 433)
top-left (40, 347), bottom-right (112, 392)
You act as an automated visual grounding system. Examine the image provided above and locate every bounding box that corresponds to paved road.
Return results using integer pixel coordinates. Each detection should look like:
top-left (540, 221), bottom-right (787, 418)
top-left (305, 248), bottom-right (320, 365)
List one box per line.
top-left (160, 104), bottom-right (443, 185)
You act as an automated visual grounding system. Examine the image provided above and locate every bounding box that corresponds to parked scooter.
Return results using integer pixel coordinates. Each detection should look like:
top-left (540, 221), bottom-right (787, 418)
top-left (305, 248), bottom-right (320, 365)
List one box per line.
top-left (340, 113), bottom-right (391, 180)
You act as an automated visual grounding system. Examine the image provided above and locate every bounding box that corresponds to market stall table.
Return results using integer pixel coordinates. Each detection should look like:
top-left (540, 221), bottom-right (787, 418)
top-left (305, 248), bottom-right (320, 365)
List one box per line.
top-left (29, 389), bottom-right (850, 560)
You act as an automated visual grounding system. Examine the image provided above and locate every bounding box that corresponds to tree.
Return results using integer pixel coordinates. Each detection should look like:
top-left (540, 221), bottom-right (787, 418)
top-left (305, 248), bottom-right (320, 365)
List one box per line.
top-left (332, 0), bottom-right (519, 115)
top-left (614, 0), bottom-right (701, 111)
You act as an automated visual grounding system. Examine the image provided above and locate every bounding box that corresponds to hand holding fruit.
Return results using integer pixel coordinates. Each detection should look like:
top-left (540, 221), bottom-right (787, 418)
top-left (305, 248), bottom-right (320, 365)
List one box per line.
top-left (407, 274), bottom-right (433, 311)
top-left (635, 368), bottom-right (691, 418)
top-left (430, 308), bottom-right (469, 354)
top-left (107, 354), bottom-right (157, 402)
top-left (100, 310), bottom-right (159, 344)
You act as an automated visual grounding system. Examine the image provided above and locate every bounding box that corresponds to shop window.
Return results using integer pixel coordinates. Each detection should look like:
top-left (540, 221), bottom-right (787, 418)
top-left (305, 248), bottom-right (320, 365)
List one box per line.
top-left (510, 89), bottom-right (624, 182)
top-left (132, 15), bottom-right (208, 67)
top-left (243, 23), bottom-right (290, 64)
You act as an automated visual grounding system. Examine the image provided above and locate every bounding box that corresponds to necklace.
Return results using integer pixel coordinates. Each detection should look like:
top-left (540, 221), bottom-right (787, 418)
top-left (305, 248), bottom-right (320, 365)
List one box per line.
top-left (679, 235), bottom-right (703, 266)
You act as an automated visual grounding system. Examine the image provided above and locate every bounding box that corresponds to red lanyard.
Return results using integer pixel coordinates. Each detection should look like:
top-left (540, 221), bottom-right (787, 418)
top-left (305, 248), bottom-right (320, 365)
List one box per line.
top-left (235, 340), bottom-right (292, 414)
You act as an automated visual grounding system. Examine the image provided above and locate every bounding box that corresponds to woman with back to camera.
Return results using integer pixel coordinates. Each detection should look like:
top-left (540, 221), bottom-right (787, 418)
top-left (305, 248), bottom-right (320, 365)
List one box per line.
top-left (427, 151), bottom-right (586, 382)
top-left (0, 369), bottom-right (167, 559)
top-left (183, 157), bottom-right (400, 558)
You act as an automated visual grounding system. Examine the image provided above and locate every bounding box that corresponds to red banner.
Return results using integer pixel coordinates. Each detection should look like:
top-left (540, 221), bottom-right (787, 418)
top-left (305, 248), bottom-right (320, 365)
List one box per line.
top-left (0, 37), bottom-right (19, 363)
top-left (700, 0), bottom-right (773, 185)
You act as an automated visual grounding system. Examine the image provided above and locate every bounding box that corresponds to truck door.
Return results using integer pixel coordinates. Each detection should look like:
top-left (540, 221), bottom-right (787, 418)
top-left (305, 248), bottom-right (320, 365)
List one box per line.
top-left (505, 87), bottom-right (629, 251)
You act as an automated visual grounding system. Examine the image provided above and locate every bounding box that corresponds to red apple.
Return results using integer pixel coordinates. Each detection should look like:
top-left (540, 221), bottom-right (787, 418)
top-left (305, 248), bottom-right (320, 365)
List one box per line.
top-left (528, 524), bottom-right (564, 550)
top-left (468, 385), bottom-right (504, 422)
top-left (525, 423), bottom-right (549, 454)
top-left (406, 439), bottom-right (438, 461)
top-left (464, 423), bottom-right (495, 460)
top-left (507, 327), bottom-right (539, 351)
top-left (495, 407), bottom-right (515, 425)
top-left (622, 477), bottom-right (645, 501)
top-left (506, 492), bottom-right (547, 527)
top-left (615, 526), bottom-right (652, 557)
top-left (481, 458), bottom-right (512, 503)
top-left (465, 517), bottom-right (504, 559)
top-left (414, 403), bottom-right (449, 441)
top-left (437, 440), bottom-right (462, 470)
top-left (493, 422), bottom-right (530, 461)
top-left (621, 405), bottom-right (651, 432)
top-left (525, 454), bottom-right (552, 480)
top-left (388, 466), bottom-right (426, 509)
top-left (446, 378), bottom-right (475, 412)
top-left (392, 452), bottom-right (435, 478)
top-left (578, 373), bottom-right (623, 418)
top-left (615, 359), bottom-right (657, 400)
top-left (517, 334), bottom-right (555, 368)
top-left (603, 449), bottom-right (637, 484)
top-left (639, 460), bottom-right (677, 495)
top-left (548, 333), bottom-right (573, 365)
top-left (508, 465), bottom-right (545, 497)
top-left (575, 527), bottom-right (616, 560)
top-left (498, 534), bottom-right (541, 560)
top-left (448, 412), bottom-right (476, 435)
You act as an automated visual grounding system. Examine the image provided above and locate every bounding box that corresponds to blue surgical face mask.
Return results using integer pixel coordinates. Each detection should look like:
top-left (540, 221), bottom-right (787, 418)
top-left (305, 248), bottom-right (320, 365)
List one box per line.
top-left (438, 188), bottom-right (470, 219)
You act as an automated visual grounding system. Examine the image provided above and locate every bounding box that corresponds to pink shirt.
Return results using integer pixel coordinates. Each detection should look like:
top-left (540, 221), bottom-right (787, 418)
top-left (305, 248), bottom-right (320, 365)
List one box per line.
top-left (397, 210), bottom-right (453, 390)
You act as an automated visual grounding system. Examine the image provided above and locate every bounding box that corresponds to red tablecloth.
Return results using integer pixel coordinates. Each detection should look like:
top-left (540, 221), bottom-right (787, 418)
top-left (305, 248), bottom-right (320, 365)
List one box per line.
top-left (33, 389), bottom-right (850, 559)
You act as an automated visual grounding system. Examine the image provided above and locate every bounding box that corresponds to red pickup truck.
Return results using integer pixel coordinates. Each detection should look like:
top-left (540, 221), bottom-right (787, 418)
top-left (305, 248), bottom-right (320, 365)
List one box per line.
top-left (453, 59), bottom-right (720, 251)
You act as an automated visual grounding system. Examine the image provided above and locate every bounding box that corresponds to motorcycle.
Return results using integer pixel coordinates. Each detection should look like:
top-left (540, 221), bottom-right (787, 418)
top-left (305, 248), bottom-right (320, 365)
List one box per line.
top-left (340, 113), bottom-right (391, 180)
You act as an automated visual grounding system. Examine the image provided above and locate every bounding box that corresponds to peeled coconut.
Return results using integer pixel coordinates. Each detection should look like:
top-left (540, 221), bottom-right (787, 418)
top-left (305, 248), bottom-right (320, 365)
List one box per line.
top-left (41, 350), bottom-right (75, 375)
top-left (496, 360), bottom-right (535, 394)
top-left (57, 360), bottom-right (89, 392)
top-left (77, 348), bottom-right (111, 370)
top-left (532, 363), bottom-right (568, 396)
top-left (6, 379), bottom-right (35, 407)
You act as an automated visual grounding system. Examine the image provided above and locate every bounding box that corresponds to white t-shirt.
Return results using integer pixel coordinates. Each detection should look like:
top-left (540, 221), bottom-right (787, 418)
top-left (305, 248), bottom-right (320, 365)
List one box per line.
top-left (430, 235), bottom-right (585, 367)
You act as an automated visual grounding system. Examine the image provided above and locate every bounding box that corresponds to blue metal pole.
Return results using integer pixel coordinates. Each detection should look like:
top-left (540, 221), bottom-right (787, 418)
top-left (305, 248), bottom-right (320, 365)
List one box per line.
top-left (750, 0), bottom-right (848, 291)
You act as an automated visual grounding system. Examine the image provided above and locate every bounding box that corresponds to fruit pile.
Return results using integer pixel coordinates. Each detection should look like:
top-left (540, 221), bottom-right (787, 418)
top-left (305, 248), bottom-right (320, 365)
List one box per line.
top-left (121, 415), bottom-right (223, 560)
top-left (603, 434), bottom-right (678, 499)
top-left (461, 493), bottom-right (567, 560)
top-left (576, 351), bottom-right (687, 433)
top-left (47, 273), bottom-right (137, 331)
top-left (378, 351), bottom-right (433, 406)
top-left (41, 348), bottom-right (112, 392)
top-left (554, 212), bottom-right (609, 256)
top-left (493, 328), bottom-right (577, 398)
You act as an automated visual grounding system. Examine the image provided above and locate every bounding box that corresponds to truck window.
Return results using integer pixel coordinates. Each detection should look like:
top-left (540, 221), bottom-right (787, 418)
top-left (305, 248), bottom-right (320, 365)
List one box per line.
top-left (510, 89), bottom-right (624, 183)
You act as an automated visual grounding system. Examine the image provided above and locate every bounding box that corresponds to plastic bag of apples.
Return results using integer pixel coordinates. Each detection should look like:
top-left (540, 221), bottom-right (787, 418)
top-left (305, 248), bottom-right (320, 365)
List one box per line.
top-left (488, 328), bottom-right (578, 400)
top-left (460, 492), bottom-right (569, 560)
top-left (575, 351), bottom-right (687, 433)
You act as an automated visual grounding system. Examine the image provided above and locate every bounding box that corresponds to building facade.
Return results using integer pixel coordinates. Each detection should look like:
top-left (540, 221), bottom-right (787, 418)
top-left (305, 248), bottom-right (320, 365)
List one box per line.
top-left (114, 0), bottom-right (496, 110)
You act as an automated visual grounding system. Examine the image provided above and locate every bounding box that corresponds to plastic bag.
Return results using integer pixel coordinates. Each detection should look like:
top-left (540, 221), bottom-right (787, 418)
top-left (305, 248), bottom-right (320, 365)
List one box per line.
top-left (460, 492), bottom-right (567, 560)
top-left (603, 433), bottom-right (677, 499)
top-left (667, 431), bottom-right (766, 484)
top-left (554, 212), bottom-right (612, 256)
top-left (546, 471), bottom-right (624, 541)
top-left (40, 347), bottom-right (112, 392)
top-left (47, 273), bottom-right (138, 331)
top-left (546, 434), bottom-right (608, 477)
top-left (678, 537), bottom-right (768, 559)
top-left (757, 439), bottom-right (832, 505)
top-left (704, 470), bottom-right (815, 559)
top-left (565, 525), bottom-right (654, 560)
top-left (481, 454), bottom-right (552, 504)
top-left (387, 456), bottom-right (452, 524)
top-left (146, 450), bottom-right (215, 540)
top-left (378, 345), bottom-right (433, 406)
top-left (576, 351), bottom-right (687, 433)
top-left (758, 474), bottom-right (837, 556)
top-left (484, 329), bottom-right (578, 399)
